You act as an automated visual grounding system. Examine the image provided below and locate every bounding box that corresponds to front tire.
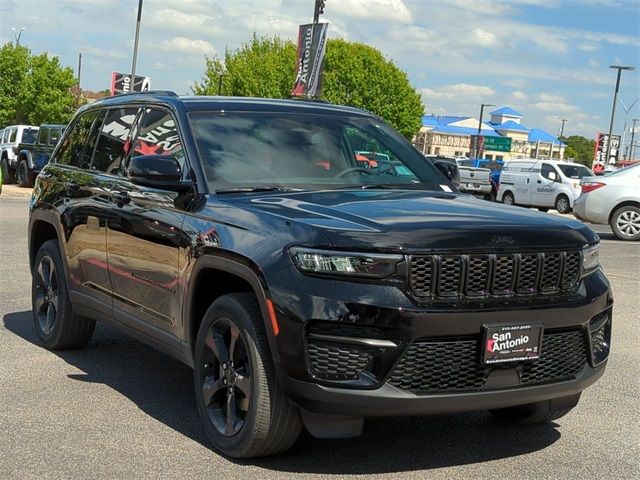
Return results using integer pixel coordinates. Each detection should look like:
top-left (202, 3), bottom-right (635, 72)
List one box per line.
top-left (610, 205), bottom-right (640, 241)
top-left (17, 159), bottom-right (35, 187)
top-left (194, 293), bottom-right (301, 458)
top-left (1, 157), bottom-right (16, 184)
top-left (32, 240), bottom-right (95, 349)
top-left (555, 194), bottom-right (571, 214)
top-left (502, 191), bottom-right (515, 206)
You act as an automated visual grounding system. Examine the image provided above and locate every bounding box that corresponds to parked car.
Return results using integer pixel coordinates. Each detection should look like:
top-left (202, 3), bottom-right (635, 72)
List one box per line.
top-left (28, 92), bottom-right (611, 458)
top-left (0, 125), bottom-right (39, 184)
top-left (574, 163), bottom-right (640, 241)
top-left (460, 158), bottom-right (504, 194)
top-left (453, 158), bottom-right (492, 198)
top-left (15, 124), bottom-right (66, 187)
top-left (425, 155), bottom-right (460, 188)
top-left (497, 159), bottom-right (594, 213)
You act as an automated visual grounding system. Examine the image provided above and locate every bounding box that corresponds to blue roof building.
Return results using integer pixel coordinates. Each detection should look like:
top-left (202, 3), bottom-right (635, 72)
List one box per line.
top-left (416, 106), bottom-right (566, 160)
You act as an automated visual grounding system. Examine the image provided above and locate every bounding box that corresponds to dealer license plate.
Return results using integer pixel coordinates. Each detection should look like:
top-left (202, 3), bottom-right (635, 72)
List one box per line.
top-left (482, 324), bottom-right (543, 364)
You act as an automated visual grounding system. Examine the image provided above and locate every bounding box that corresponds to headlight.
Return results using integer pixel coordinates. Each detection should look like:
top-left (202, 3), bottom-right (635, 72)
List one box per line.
top-left (582, 243), bottom-right (600, 274)
top-left (290, 247), bottom-right (402, 278)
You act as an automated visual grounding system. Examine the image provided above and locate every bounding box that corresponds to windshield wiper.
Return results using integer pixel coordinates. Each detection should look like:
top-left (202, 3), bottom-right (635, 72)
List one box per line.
top-left (215, 186), bottom-right (297, 194)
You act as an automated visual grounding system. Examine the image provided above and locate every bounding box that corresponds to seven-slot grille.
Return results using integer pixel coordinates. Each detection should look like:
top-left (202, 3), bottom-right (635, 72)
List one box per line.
top-left (409, 251), bottom-right (581, 300)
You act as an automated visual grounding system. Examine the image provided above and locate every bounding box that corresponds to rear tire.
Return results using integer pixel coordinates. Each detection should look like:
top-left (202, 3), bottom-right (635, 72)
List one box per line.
top-left (609, 205), bottom-right (640, 241)
top-left (32, 240), bottom-right (95, 349)
top-left (17, 159), bottom-right (35, 187)
top-left (1, 157), bottom-right (16, 184)
top-left (502, 191), bottom-right (515, 206)
top-left (194, 293), bottom-right (301, 458)
top-left (555, 194), bottom-right (571, 214)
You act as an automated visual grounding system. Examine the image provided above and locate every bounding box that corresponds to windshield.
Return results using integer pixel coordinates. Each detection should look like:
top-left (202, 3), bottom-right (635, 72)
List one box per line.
top-left (189, 112), bottom-right (447, 192)
top-left (557, 164), bottom-right (593, 179)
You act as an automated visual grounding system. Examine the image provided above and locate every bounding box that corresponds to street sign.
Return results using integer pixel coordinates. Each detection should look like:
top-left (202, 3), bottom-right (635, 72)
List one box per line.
top-left (484, 136), bottom-right (512, 152)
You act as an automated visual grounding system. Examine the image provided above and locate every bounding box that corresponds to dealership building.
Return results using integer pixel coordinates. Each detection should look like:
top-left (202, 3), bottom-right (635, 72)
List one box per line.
top-left (413, 106), bottom-right (566, 161)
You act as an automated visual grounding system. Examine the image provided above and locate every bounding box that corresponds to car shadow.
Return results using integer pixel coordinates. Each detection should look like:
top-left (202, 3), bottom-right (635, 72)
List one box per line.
top-left (4, 310), bottom-right (561, 474)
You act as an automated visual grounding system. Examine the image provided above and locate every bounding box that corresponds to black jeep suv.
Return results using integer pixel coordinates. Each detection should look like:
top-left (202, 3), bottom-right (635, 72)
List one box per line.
top-left (28, 92), bottom-right (612, 458)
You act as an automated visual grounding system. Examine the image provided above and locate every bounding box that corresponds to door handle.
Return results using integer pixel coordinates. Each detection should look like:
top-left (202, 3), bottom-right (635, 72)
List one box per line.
top-left (112, 191), bottom-right (131, 206)
top-left (537, 180), bottom-right (542, 184)
top-left (64, 182), bottom-right (79, 192)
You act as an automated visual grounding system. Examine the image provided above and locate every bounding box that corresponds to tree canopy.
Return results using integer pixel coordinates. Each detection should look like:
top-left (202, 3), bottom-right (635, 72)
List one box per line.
top-left (563, 135), bottom-right (596, 167)
top-left (193, 35), bottom-right (424, 139)
top-left (0, 43), bottom-right (77, 127)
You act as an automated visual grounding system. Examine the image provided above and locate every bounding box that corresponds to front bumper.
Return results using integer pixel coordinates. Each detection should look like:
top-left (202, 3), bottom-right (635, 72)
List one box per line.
top-left (269, 266), bottom-right (612, 416)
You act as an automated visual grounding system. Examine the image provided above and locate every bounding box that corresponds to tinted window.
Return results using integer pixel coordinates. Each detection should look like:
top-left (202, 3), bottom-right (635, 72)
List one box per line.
top-left (541, 163), bottom-right (558, 180)
top-left (557, 164), bottom-right (593, 179)
top-left (9, 129), bottom-right (17, 142)
top-left (22, 128), bottom-right (38, 144)
top-left (38, 128), bottom-right (48, 144)
top-left (130, 108), bottom-right (185, 175)
top-left (91, 107), bottom-right (138, 173)
top-left (56, 110), bottom-right (101, 168)
top-left (49, 127), bottom-right (63, 146)
top-left (190, 112), bottom-right (442, 191)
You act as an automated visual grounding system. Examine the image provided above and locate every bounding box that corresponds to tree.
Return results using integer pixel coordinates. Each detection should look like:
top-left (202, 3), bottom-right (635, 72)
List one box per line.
top-left (563, 135), bottom-right (596, 167)
top-left (0, 43), bottom-right (77, 126)
top-left (193, 35), bottom-right (424, 139)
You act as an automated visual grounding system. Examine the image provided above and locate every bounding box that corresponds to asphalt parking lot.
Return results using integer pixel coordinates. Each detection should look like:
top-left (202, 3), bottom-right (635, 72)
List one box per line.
top-left (1, 187), bottom-right (639, 479)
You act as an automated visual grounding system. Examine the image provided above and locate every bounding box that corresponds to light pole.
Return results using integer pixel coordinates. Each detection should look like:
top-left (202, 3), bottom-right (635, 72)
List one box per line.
top-left (313, 0), bottom-right (326, 23)
top-left (12, 27), bottom-right (26, 46)
top-left (618, 97), bottom-right (639, 160)
top-left (474, 103), bottom-right (495, 158)
top-left (630, 119), bottom-right (639, 161)
top-left (130, 0), bottom-right (144, 93)
top-left (559, 118), bottom-right (567, 160)
top-left (606, 65), bottom-right (635, 165)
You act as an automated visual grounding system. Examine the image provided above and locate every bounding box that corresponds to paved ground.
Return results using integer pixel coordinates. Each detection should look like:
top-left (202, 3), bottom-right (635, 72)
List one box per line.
top-left (1, 192), bottom-right (639, 479)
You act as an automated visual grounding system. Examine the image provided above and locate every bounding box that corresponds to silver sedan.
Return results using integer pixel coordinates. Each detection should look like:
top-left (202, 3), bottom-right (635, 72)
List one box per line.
top-left (574, 163), bottom-right (640, 241)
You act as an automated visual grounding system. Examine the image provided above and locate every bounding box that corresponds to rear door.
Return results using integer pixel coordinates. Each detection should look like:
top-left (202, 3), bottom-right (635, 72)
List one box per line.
top-left (49, 109), bottom-right (115, 310)
top-left (105, 106), bottom-right (189, 341)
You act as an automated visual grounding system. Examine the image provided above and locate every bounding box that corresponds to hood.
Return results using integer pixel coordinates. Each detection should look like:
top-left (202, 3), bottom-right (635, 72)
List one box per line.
top-left (219, 189), bottom-right (597, 252)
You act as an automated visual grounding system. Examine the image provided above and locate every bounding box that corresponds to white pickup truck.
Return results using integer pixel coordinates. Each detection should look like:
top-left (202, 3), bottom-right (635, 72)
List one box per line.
top-left (455, 160), bottom-right (492, 198)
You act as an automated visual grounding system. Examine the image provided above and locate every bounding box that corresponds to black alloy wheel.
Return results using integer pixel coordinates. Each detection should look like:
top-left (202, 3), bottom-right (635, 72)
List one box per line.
top-left (34, 254), bottom-right (59, 337)
top-left (200, 317), bottom-right (252, 437)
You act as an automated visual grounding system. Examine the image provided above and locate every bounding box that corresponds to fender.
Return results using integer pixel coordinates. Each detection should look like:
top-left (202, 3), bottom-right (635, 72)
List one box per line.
top-left (19, 150), bottom-right (34, 169)
top-left (184, 252), bottom-right (281, 366)
top-left (28, 207), bottom-right (69, 278)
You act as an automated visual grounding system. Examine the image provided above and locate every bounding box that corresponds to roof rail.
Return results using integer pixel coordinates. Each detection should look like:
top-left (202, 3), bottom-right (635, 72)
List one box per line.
top-left (110, 90), bottom-right (178, 98)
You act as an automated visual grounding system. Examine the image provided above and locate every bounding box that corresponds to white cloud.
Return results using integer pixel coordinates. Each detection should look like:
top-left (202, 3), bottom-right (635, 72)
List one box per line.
top-left (158, 37), bottom-right (215, 55)
top-left (420, 83), bottom-right (496, 101)
top-left (331, 0), bottom-right (413, 23)
top-left (511, 91), bottom-right (528, 100)
top-left (588, 58), bottom-right (600, 68)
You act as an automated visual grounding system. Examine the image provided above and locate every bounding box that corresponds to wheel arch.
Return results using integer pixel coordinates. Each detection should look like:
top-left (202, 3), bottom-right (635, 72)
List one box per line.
top-left (29, 210), bottom-right (66, 273)
top-left (185, 254), bottom-right (281, 367)
top-left (18, 150), bottom-right (34, 169)
top-left (608, 200), bottom-right (640, 223)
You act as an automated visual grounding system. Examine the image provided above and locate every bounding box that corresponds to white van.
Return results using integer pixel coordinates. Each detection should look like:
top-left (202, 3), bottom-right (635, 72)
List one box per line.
top-left (497, 159), bottom-right (594, 213)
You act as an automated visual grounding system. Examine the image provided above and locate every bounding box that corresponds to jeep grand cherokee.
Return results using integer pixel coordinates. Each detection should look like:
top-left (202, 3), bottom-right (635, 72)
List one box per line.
top-left (28, 93), bottom-right (612, 458)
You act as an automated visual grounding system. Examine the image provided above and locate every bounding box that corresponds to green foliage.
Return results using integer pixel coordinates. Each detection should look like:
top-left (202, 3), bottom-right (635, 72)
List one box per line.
top-left (0, 43), bottom-right (77, 127)
top-left (563, 135), bottom-right (596, 167)
top-left (193, 35), bottom-right (424, 139)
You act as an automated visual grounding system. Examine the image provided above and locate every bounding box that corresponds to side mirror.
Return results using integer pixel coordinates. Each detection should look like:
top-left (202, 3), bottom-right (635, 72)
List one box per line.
top-left (128, 155), bottom-right (192, 191)
top-left (548, 171), bottom-right (558, 181)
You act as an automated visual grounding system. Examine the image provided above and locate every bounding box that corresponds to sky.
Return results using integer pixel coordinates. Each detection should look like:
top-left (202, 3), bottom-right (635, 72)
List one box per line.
top-left (1, 0), bottom-right (639, 140)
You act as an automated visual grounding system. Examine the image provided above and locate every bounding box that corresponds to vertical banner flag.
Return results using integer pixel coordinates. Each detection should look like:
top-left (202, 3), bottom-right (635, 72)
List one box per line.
top-left (469, 135), bottom-right (485, 159)
top-left (593, 132), bottom-right (621, 173)
top-left (110, 72), bottom-right (151, 96)
top-left (292, 23), bottom-right (328, 98)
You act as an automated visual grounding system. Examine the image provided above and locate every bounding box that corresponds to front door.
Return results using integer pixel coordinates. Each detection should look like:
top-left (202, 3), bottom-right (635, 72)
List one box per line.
top-left (105, 107), bottom-right (190, 338)
top-left (533, 163), bottom-right (560, 207)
